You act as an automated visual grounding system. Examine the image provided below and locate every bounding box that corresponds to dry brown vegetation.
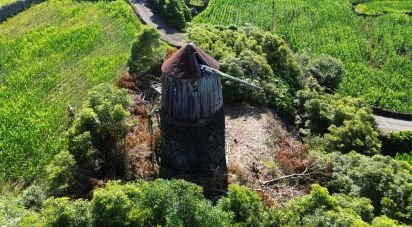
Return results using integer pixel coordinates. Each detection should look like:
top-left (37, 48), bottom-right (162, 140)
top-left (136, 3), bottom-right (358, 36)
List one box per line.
top-left (118, 74), bottom-right (161, 180)
top-left (225, 104), bottom-right (331, 207)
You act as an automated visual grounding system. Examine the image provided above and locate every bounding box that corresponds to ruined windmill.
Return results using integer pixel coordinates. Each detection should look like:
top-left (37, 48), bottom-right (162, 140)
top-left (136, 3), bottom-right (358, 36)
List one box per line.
top-left (159, 43), bottom-right (262, 199)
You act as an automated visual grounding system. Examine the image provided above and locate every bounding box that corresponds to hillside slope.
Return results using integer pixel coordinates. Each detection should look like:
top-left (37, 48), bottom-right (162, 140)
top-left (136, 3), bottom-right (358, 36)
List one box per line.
top-left (0, 0), bottom-right (142, 182)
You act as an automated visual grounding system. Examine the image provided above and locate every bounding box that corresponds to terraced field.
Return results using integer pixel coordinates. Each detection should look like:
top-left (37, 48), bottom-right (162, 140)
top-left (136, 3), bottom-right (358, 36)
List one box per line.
top-left (0, 0), bottom-right (142, 182)
top-left (194, 0), bottom-right (412, 113)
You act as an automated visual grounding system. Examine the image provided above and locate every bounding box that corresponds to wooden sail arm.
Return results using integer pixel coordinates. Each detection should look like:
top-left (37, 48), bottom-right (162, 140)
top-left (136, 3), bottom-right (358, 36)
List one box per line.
top-left (200, 65), bottom-right (264, 91)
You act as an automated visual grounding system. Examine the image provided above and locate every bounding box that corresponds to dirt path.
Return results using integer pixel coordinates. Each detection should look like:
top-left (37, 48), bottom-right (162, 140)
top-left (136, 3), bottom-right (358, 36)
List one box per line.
top-left (129, 0), bottom-right (185, 47)
top-left (374, 115), bottom-right (412, 134)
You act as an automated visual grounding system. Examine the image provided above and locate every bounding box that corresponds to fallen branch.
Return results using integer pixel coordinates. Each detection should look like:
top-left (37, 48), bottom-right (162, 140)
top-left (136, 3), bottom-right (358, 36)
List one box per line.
top-left (263, 167), bottom-right (312, 186)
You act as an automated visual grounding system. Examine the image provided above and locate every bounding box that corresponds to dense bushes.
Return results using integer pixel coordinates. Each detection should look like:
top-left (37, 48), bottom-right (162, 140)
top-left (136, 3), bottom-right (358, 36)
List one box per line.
top-left (151, 0), bottom-right (192, 31)
top-left (2, 177), bottom-right (410, 226)
top-left (68, 84), bottom-right (130, 178)
top-left (382, 130), bottom-right (412, 155)
top-left (188, 24), bottom-right (302, 117)
top-left (327, 152), bottom-right (412, 223)
top-left (128, 27), bottom-right (165, 75)
top-left (217, 184), bottom-right (273, 226)
top-left (296, 79), bottom-right (381, 155)
top-left (92, 180), bottom-right (230, 226)
top-left (307, 55), bottom-right (345, 90)
top-left (45, 150), bottom-right (75, 196)
top-left (279, 184), bottom-right (372, 226)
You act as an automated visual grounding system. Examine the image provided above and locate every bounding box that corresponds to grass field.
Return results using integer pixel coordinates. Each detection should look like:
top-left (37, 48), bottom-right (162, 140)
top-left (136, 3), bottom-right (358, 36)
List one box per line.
top-left (0, 0), bottom-right (142, 182)
top-left (0, 0), bottom-right (14, 7)
top-left (193, 0), bottom-right (412, 113)
top-left (355, 1), bottom-right (412, 15)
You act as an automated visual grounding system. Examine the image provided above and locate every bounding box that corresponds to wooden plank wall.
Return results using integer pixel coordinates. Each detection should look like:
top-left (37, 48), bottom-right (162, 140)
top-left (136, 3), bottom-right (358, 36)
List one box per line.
top-left (161, 72), bottom-right (223, 121)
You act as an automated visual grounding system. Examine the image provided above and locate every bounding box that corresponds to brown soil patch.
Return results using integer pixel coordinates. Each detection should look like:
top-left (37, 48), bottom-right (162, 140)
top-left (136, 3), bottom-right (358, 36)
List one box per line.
top-left (225, 103), bottom-right (314, 208)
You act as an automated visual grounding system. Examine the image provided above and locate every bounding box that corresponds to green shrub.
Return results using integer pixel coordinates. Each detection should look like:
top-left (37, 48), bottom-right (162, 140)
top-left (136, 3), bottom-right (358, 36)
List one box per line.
top-left (46, 150), bottom-right (75, 196)
top-left (151, 0), bottom-right (192, 31)
top-left (128, 28), bottom-right (164, 75)
top-left (296, 83), bottom-right (381, 155)
top-left (91, 182), bottom-right (133, 226)
top-left (308, 55), bottom-right (345, 90)
top-left (217, 184), bottom-right (266, 226)
top-left (279, 184), bottom-right (370, 226)
top-left (41, 197), bottom-right (91, 227)
top-left (385, 130), bottom-right (412, 154)
top-left (91, 179), bottom-right (231, 226)
top-left (0, 196), bottom-right (32, 226)
top-left (325, 110), bottom-right (381, 155)
top-left (18, 185), bottom-right (46, 210)
top-left (188, 24), bottom-right (300, 117)
top-left (328, 152), bottom-right (412, 223)
top-left (372, 215), bottom-right (402, 227)
top-left (68, 84), bottom-right (130, 177)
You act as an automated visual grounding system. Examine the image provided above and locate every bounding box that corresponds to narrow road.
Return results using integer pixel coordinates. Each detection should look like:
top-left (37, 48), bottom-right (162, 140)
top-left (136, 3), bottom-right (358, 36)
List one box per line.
top-left (374, 115), bottom-right (412, 134)
top-left (129, 0), bottom-right (185, 47)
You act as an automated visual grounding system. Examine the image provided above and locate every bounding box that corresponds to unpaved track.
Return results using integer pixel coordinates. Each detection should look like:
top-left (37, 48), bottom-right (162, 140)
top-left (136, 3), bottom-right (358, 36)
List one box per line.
top-left (129, 0), bottom-right (185, 47)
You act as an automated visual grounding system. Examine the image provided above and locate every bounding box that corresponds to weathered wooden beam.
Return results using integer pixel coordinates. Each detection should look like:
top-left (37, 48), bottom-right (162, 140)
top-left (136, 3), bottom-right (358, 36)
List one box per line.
top-left (200, 65), bottom-right (264, 91)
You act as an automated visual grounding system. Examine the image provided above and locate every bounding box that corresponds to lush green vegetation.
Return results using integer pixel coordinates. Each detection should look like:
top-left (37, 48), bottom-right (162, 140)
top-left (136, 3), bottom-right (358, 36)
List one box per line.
top-left (382, 130), bottom-right (412, 164)
top-left (193, 0), bottom-right (412, 113)
top-left (67, 84), bottom-right (130, 180)
top-left (296, 78), bottom-right (381, 156)
top-left (0, 0), bottom-right (15, 7)
top-left (328, 152), bottom-right (412, 223)
top-left (151, 0), bottom-right (192, 31)
top-left (189, 0), bottom-right (206, 7)
top-left (188, 24), bottom-right (302, 117)
top-left (1, 0), bottom-right (411, 226)
top-left (355, 1), bottom-right (412, 15)
top-left (2, 173), bottom-right (410, 226)
top-left (0, 0), bottom-right (142, 182)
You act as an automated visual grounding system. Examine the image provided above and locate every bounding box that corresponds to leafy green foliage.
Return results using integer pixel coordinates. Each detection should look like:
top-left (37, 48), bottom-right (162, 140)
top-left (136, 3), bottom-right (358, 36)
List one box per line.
top-left (68, 84), bottom-right (130, 177)
top-left (328, 152), bottom-right (412, 223)
top-left (296, 83), bottom-right (381, 155)
top-left (396, 152), bottom-right (412, 165)
top-left (18, 185), bottom-right (46, 210)
top-left (385, 130), bottom-right (412, 154)
top-left (325, 111), bottom-right (381, 155)
top-left (41, 197), bottom-right (91, 227)
top-left (0, 0), bottom-right (15, 7)
top-left (382, 130), bottom-right (412, 164)
top-left (308, 55), bottom-right (345, 90)
top-left (128, 28), bottom-right (164, 75)
top-left (372, 215), bottom-right (403, 227)
top-left (217, 184), bottom-right (266, 226)
top-left (194, 0), bottom-right (412, 112)
top-left (0, 0), bottom-right (141, 183)
top-left (151, 0), bottom-right (192, 31)
top-left (278, 184), bottom-right (371, 226)
top-left (188, 24), bottom-right (301, 116)
top-left (46, 150), bottom-right (75, 196)
top-left (0, 195), bottom-right (35, 226)
top-left (91, 179), bottom-right (230, 226)
top-left (355, 1), bottom-right (412, 15)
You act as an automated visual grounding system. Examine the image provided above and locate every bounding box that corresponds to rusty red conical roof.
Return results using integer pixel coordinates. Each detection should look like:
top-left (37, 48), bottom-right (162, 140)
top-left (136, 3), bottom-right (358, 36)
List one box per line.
top-left (161, 43), bottom-right (220, 82)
